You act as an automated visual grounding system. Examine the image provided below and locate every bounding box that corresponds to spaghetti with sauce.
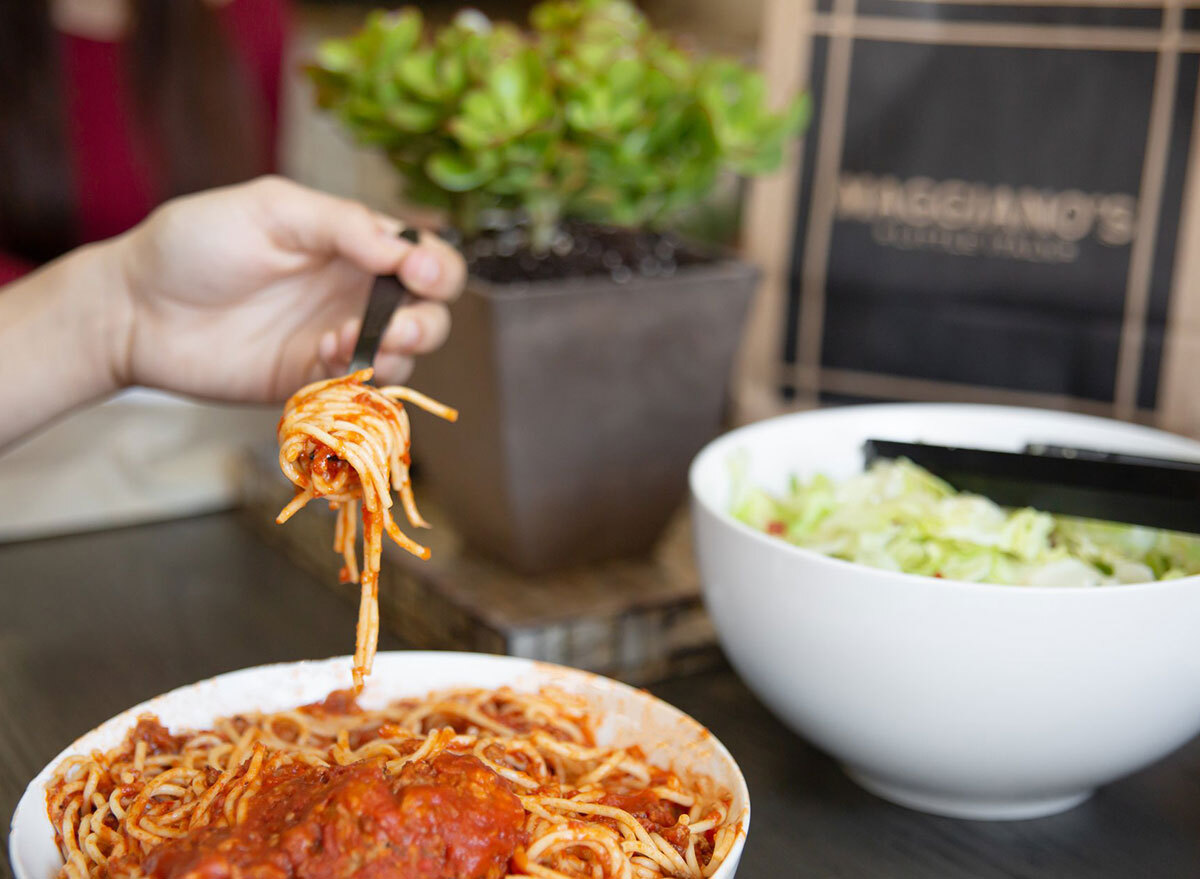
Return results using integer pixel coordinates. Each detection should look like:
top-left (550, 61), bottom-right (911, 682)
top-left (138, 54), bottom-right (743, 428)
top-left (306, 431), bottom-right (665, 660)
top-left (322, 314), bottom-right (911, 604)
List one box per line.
top-left (275, 369), bottom-right (457, 690)
top-left (46, 687), bottom-right (738, 879)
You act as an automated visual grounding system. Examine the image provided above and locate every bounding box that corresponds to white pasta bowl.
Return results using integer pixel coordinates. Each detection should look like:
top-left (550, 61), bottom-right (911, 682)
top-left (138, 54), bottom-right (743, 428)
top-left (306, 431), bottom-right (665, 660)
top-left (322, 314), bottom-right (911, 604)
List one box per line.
top-left (690, 403), bottom-right (1200, 820)
top-left (9, 652), bottom-right (749, 879)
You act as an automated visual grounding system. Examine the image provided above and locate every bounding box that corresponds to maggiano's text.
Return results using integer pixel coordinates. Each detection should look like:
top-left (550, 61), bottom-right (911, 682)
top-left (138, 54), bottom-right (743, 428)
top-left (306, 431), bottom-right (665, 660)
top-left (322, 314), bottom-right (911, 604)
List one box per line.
top-left (835, 173), bottom-right (1136, 264)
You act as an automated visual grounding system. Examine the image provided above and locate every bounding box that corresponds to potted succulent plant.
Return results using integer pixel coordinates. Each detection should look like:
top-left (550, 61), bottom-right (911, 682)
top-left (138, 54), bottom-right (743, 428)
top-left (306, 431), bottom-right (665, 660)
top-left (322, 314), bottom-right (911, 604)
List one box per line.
top-left (310, 0), bottom-right (807, 573)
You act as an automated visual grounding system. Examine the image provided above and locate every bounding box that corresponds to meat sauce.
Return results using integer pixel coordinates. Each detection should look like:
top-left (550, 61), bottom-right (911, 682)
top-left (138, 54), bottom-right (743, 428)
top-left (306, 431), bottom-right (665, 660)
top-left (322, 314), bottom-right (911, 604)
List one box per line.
top-left (137, 754), bottom-right (526, 879)
top-left (301, 689), bottom-right (362, 717)
top-left (599, 790), bottom-right (715, 863)
top-left (112, 704), bottom-right (704, 877)
top-left (308, 444), bottom-right (348, 485)
top-left (127, 718), bottom-right (188, 757)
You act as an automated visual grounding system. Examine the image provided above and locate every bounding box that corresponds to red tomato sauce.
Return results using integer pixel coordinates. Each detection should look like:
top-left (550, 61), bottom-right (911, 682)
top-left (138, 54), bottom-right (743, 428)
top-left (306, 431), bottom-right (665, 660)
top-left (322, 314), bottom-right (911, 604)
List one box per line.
top-left (138, 753), bottom-right (526, 879)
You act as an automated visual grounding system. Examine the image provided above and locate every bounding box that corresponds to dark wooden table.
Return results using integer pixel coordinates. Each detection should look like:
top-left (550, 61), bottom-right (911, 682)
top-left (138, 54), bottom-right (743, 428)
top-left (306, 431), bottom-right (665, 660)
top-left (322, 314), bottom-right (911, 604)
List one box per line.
top-left (3, 513), bottom-right (1200, 878)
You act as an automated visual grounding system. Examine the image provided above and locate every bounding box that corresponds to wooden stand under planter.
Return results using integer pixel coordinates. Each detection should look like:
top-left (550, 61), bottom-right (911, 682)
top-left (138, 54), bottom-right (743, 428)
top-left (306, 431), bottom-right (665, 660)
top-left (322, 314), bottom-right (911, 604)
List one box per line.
top-left (240, 446), bottom-right (723, 685)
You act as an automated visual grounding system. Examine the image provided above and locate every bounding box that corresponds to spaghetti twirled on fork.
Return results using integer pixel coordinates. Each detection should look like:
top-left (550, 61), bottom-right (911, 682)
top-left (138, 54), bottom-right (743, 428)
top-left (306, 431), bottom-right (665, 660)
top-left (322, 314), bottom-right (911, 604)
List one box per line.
top-left (275, 368), bottom-right (457, 689)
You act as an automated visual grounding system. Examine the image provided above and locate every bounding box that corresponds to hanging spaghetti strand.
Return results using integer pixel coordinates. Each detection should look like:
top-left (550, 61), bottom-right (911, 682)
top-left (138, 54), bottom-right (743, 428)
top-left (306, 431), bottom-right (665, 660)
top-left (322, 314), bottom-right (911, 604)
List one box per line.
top-left (276, 368), bottom-right (457, 689)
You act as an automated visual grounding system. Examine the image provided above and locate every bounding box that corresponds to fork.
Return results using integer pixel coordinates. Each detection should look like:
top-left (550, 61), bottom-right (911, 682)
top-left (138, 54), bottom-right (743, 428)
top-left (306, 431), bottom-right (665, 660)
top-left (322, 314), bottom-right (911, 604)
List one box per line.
top-left (348, 227), bottom-right (421, 377)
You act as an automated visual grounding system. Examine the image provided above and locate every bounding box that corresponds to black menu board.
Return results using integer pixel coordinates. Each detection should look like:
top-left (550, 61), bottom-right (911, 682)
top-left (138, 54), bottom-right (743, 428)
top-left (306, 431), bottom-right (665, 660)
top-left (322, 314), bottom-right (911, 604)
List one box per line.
top-left (780, 0), bottom-right (1200, 422)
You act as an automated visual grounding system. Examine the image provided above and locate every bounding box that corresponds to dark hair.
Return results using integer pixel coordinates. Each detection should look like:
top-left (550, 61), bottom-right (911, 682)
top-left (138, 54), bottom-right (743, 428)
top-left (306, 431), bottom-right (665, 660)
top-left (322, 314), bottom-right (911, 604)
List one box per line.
top-left (0, 0), bottom-right (267, 265)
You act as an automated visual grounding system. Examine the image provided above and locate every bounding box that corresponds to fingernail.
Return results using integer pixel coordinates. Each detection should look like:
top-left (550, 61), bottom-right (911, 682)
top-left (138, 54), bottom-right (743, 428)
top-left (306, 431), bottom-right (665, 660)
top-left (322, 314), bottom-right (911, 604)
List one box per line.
top-left (396, 317), bottom-right (421, 349)
top-left (405, 249), bottom-right (442, 289)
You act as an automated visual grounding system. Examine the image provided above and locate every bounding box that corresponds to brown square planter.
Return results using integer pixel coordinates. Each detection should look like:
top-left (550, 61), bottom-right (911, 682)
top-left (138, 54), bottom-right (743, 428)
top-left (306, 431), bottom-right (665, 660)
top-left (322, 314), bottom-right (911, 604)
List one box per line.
top-left (412, 258), bottom-right (759, 574)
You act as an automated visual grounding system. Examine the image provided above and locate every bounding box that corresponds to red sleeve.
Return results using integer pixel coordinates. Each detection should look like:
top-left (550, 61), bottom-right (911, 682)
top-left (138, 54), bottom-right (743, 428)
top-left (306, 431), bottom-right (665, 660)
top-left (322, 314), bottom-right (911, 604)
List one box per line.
top-left (0, 251), bottom-right (35, 287)
top-left (219, 0), bottom-right (291, 169)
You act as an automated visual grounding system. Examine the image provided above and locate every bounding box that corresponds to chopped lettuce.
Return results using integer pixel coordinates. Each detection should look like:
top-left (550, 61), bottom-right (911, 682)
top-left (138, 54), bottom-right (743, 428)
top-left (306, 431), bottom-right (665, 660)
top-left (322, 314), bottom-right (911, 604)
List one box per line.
top-left (732, 458), bottom-right (1200, 586)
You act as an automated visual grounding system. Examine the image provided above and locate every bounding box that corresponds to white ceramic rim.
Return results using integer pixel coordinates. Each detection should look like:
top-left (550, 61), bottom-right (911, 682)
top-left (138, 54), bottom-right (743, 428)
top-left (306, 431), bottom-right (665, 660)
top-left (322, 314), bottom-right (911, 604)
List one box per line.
top-left (689, 402), bottom-right (1200, 597)
top-left (9, 652), bottom-right (750, 879)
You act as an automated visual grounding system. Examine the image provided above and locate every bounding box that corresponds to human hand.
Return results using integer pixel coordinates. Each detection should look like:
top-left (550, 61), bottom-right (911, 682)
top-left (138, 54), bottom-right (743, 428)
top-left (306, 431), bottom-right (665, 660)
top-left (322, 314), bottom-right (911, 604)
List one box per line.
top-left (113, 175), bottom-right (465, 402)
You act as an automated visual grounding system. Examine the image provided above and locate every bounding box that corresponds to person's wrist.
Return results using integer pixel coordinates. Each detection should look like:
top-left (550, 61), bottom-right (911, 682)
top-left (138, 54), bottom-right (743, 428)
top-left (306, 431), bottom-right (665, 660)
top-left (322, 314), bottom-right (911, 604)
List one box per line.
top-left (80, 234), bottom-right (137, 392)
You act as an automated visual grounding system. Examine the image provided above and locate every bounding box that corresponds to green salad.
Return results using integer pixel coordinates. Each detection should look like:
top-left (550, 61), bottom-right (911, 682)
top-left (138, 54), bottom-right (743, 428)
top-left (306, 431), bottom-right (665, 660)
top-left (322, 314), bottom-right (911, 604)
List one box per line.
top-left (732, 458), bottom-right (1200, 586)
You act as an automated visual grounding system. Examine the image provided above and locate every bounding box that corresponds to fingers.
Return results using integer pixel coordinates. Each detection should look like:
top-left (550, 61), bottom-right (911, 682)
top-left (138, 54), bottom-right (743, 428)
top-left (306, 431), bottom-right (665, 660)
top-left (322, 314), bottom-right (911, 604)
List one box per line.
top-left (380, 301), bottom-right (451, 357)
top-left (247, 176), bottom-right (464, 385)
top-left (372, 352), bottom-right (415, 385)
top-left (252, 177), bottom-right (466, 302)
top-left (397, 233), bottom-right (466, 303)
top-left (316, 318), bottom-right (357, 377)
top-left (316, 302), bottom-right (450, 378)
top-left (311, 347), bottom-right (412, 385)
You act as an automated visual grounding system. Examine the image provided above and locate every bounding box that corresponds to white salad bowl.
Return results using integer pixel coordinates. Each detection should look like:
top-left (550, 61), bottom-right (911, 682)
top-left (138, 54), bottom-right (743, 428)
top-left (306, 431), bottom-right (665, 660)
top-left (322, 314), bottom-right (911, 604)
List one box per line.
top-left (9, 652), bottom-right (749, 879)
top-left (690, 403), bottom-right (1200, 820)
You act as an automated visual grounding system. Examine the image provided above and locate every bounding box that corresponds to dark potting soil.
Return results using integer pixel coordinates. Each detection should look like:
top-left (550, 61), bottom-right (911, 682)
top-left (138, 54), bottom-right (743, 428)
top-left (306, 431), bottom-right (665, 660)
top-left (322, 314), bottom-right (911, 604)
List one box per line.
top-left (459, 223), bottom-right (715, 286)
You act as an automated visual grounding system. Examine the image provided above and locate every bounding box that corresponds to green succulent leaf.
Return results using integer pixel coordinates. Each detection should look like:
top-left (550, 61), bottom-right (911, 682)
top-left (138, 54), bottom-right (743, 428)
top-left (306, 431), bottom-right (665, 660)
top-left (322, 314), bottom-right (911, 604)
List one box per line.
top-left (489, 60), bottom-right (528, 124)
top-left (385, 100), bottom-right (440, 133)
top-left (315, 40), bottom-right (357, 74)
top-left (426, 149), bottom-right (500, 191)
top-left (397, 51), bottom-right (440, 101)
top-left (307, 0), bottom-right (807, 247)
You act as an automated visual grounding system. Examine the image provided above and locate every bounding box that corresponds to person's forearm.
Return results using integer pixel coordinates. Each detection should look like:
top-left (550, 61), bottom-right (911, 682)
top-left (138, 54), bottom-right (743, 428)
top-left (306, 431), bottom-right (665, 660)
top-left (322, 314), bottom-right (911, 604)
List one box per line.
top-left (0, 238), bottom-right (132, 448)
